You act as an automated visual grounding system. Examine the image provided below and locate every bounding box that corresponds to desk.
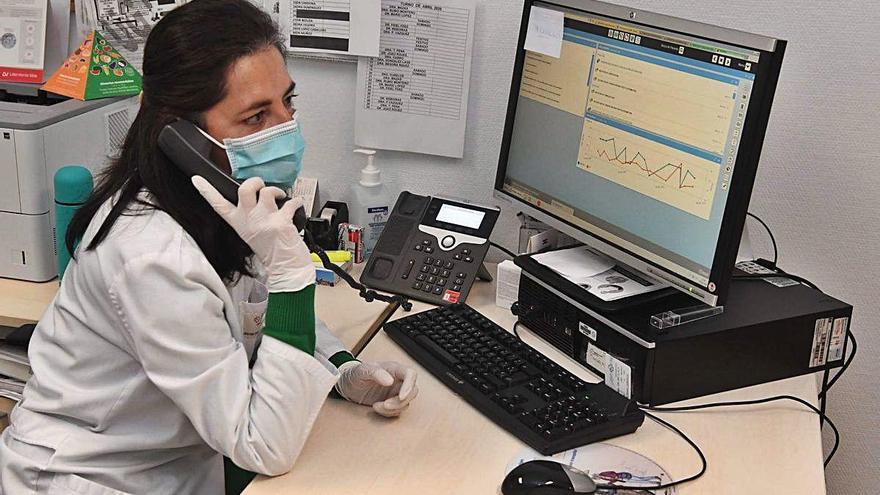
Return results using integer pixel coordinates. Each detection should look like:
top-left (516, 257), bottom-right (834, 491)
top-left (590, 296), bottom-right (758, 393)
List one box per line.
top-left (246, 265), bottom-right (827, 495)
top-left (0, 267), bottom-right (826, 494)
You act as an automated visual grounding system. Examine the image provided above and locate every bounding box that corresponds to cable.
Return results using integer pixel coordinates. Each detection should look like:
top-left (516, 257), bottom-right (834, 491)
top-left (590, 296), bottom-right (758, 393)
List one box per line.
top-left (489, 241), bottom-right (516, 259)
top-left (594, 411), bottom-right (707, 492)
top-left (819, 331), bottom-right (857, 399)
top-left (732, 272), bottom-right (821, 292)
top-left (644, 394), bottom-right (840, 467)
top-left (512, 321), bottom-right (523, 340)
top-left (746, 212), bottom-right (778, 266)
top-left (304, 230), bottom-right (413, 312)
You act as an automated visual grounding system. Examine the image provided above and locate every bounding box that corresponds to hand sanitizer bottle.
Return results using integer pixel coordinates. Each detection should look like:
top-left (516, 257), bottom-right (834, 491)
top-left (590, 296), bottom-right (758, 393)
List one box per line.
top-left (349, 149), bottom-right (395, 260)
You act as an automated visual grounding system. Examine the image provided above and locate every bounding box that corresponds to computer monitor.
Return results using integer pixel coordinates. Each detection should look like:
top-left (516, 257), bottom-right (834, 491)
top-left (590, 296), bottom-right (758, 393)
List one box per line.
top-left (494, 0), bottom-right (786, 306)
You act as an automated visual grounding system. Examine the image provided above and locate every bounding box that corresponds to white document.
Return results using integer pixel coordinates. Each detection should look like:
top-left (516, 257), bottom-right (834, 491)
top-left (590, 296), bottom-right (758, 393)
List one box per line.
top-left (524, 6), bottom-right (563, 58)
top-left (605, 353), bottom-right (632, 398)
top-left (75, 0), bottom-right (190, 71)
top-left (0, 0), bottom-right (49, 82)
top-left (354, 0), bottom-right (476, 158)
top-left (279, 0), bottom-right (380, 57)
top-left (532, 246), bottom-right (615, 280)
top-left (574, 266), bottom-right (668, 301)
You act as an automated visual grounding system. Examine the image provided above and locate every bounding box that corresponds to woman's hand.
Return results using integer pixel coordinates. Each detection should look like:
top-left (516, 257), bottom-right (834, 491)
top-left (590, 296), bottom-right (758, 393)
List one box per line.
top-left (191, 176), bottom-right (314, 292)
top-left (335, 361), bottom-right (419, 417)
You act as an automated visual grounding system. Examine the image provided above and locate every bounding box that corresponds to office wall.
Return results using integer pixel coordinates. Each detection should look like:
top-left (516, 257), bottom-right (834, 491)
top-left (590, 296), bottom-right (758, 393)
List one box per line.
top-left (289, 1), bottom-right (879, 492)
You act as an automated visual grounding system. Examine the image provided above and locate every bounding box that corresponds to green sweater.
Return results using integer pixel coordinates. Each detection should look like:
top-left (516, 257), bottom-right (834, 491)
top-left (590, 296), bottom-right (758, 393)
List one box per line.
top-left (225, 284), bottom-right (355, 494)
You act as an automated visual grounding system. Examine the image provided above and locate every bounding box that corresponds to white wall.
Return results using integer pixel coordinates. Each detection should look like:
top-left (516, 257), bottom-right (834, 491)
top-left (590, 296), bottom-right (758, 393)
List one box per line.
top-left (288, 1), bottom-right (879, 492)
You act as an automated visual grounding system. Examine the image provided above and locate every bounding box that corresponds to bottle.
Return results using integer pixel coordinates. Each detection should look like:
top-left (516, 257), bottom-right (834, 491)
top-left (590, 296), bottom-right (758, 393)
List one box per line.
top-left (348, 149), bottom-right (395, 261)
top-left (54, 165), bottom-right (94, 279)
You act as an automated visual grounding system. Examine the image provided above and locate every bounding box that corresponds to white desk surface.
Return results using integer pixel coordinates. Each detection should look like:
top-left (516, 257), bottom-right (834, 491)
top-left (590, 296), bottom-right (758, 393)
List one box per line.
top-left (0, 265), bottom-right (826, 494)
top-left (246, 264), bottom-right (826, 495)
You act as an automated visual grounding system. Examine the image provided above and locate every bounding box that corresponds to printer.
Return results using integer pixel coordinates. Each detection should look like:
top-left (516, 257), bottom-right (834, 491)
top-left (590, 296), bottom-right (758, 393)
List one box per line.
top-left (0, 81), bottom-right (137, 281)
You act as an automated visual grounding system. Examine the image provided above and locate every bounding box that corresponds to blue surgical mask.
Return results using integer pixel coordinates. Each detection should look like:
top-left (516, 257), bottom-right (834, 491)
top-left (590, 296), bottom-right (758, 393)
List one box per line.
top-left (197, 117), bottom-right (305, 190)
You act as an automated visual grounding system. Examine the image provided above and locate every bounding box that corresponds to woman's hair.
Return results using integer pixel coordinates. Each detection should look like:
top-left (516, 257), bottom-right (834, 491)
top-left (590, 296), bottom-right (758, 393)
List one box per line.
top-left (66, 0), bottom-right (285, 282)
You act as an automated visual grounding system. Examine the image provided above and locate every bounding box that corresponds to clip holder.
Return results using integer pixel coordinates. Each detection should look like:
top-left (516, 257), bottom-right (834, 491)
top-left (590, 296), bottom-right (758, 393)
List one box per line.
top-left (651, 304), bottom-right (724, 330)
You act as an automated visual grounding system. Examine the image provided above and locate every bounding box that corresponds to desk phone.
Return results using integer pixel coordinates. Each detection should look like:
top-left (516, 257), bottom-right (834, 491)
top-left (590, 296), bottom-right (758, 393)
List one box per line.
top-left (361, 192), bottom-right (500, 305)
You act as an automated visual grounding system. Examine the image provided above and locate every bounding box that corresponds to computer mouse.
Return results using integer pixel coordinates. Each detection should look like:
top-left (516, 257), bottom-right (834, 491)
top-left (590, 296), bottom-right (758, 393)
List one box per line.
top-left (501, 460), bottom-right (597, 495)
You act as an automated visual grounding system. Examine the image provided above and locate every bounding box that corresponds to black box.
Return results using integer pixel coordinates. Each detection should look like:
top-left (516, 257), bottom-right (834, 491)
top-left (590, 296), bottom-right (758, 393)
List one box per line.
top-left (514, 254), bottom-right (852, 405)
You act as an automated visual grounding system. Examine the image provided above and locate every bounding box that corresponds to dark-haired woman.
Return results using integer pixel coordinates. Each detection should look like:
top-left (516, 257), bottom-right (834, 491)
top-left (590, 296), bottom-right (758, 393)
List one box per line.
top-left (0, 0), bottom-right (418, 493)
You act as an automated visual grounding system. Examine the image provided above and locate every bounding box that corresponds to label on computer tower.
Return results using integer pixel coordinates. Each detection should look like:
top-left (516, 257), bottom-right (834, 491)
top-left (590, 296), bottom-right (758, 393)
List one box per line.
top-left (810, 317), bottom-right (834, 367)
top-left (578, 321), bottom-right (597, 341)
top-left (826, 317), bottom-right (848, 362)
top-left (585, 342), bottom-right (607, 372)
top-left (605, 354), bottom-right (632, 399)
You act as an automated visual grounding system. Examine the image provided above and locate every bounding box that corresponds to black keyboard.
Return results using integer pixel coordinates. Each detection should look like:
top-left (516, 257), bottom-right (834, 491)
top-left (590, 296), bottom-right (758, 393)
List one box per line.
top-left (384, 304), bottom-right (645, 455)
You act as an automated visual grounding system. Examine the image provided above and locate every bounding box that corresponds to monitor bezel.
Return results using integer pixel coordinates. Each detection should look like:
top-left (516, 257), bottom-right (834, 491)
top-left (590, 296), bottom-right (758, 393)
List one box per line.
top-left (493, 0), bottom-right (787, 306)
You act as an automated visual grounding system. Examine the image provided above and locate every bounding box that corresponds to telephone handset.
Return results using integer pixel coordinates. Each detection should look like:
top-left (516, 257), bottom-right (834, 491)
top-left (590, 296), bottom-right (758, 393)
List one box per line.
top-left (157, 119), bottom-right (309, 230)
top-left (157, 119), bottom-right (412, 325)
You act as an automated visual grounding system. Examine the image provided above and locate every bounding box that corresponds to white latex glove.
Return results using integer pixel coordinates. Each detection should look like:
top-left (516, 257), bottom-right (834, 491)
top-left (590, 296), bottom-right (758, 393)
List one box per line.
top-left (191, 176), bottom-right (314, 292)
top-left (335, 361), bottom-right (419, 417)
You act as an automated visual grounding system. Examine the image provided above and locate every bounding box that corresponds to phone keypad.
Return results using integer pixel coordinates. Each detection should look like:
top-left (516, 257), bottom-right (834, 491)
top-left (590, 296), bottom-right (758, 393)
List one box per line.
top-left (401, 237), bottom-right (482, 304)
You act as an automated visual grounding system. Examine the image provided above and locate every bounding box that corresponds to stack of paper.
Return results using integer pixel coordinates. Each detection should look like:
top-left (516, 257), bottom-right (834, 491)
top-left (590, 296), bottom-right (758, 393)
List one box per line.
top-left (532, 246), bottom-right (667, 302)
top-left (0, 342), bottom-right (29, 403)
top-left (532, 246), bottom-right (615, 282)
top-left (0, 343), bottom-right (30, 383)
top-left (0, 375), bottom-right (24, 402)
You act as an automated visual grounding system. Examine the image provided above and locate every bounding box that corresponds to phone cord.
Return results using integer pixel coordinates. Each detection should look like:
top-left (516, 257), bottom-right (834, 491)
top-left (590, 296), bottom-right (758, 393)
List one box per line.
top-left (304, 231), bottom-right (413, 312)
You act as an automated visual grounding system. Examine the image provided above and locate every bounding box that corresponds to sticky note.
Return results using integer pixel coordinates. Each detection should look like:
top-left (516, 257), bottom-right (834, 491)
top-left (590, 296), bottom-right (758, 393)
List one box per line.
top-left (524, 6), bottom-right (564, 58)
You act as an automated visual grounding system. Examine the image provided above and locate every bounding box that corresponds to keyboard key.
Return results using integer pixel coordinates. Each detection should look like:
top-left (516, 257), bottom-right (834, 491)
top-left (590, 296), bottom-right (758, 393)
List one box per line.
top-left (414, 245), bottom-right (423, 251)
top-left (417, 273), bottom-right (427, 281)
top-left (444, 261), bottom-right (455, 269)
top-left (422, 239), bottom-right (431, 245)
top-left (420, 265), bottom-right (430, 273)
top-left (433, 259), bottom-right (443, 267)
top-left (437, 278), bottom-right (447, 286)
top-left (401, 260), bottom-right (415, 279)
top-left (432, 287), bottom-right (443, 295)
top-left (441, 269), bottom-right (451, 278)
top-left (425, 247), bottom-right (434, 253)
top-left (453, 254), bottom-right (462, 260)
top-left (412, 282), bottom-right (422, 290)
top-left (457, 273), bottom-right (467, 279)
top-left (414, 334), bottom-right (458, 365)
top-left (427, 276), bottom-right (437, 283)
top-left (462, 248), bottom-right (471, 255)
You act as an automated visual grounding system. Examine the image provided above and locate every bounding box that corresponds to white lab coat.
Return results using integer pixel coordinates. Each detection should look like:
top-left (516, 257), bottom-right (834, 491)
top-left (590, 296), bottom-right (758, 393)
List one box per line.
top-left (0, 193), bottom-right (348, 494)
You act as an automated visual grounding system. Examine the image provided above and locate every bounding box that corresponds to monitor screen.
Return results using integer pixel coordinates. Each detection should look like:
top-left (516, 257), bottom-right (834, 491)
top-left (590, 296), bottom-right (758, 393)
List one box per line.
top-left (495, 0), bottom-right (785, 305)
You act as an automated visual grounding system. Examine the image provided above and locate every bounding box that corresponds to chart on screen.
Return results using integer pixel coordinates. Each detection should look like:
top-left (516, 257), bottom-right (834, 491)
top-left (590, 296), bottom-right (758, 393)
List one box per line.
top-left (577, 118), bottom-right (719, 219)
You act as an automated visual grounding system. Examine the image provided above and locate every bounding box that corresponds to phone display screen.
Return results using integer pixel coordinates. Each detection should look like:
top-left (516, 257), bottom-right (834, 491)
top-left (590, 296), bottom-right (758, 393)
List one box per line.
top-left (436, 204), bottom-right (486, 229)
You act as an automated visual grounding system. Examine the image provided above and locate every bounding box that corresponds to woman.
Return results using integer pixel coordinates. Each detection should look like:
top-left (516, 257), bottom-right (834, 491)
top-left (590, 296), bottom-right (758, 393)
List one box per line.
top-left (0, 0), bottom-right (418, 493)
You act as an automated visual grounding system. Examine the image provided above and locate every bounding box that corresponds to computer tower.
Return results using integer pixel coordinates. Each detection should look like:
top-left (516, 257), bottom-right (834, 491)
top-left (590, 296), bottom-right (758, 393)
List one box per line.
top-left (514, 253), bottom-right (852, 405)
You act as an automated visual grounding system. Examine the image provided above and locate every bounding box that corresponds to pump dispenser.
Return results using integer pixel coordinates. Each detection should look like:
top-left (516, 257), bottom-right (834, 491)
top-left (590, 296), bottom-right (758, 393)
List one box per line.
top-left (356, 149), bottom-right (380, 186)
top-left (349, 149), bottom-right (396, 260)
